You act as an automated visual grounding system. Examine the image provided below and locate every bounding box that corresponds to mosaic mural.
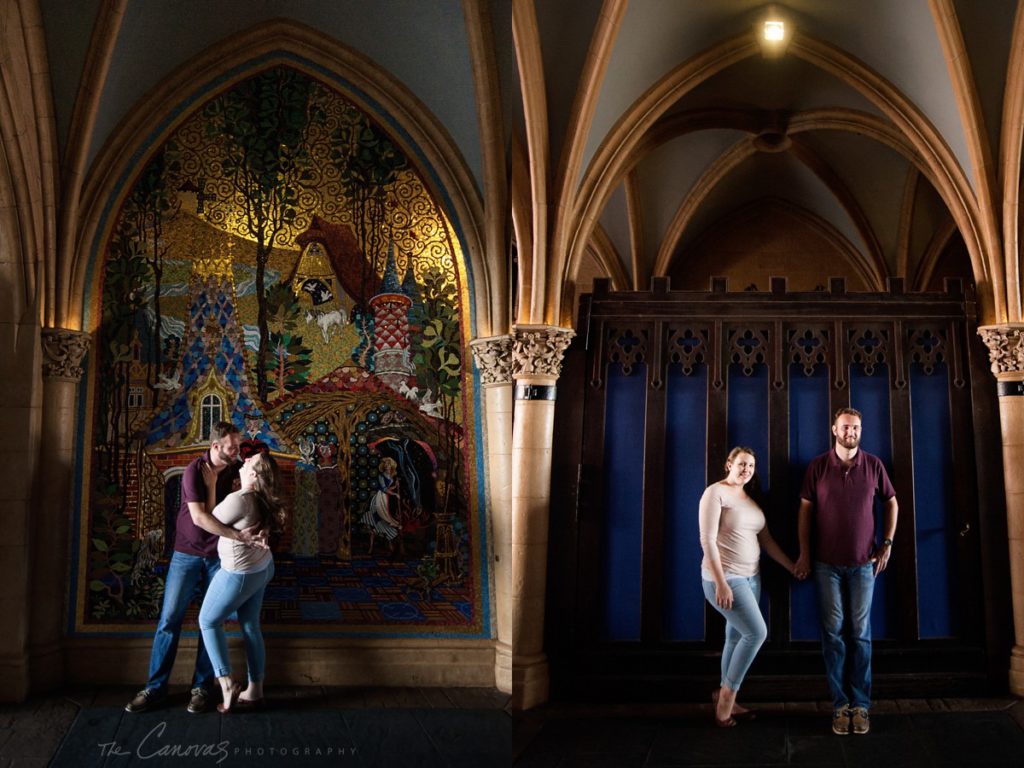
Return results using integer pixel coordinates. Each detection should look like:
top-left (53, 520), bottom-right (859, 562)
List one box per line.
top-left (74, 65), bottom-right (483, 636)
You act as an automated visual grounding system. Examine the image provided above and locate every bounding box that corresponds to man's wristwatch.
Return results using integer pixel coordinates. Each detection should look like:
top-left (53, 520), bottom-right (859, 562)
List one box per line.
top-left (880, 538), bottom-right (893, 548)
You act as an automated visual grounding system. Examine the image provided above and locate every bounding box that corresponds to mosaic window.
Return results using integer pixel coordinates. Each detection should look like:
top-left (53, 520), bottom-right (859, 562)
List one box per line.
top-left (200, 394), bottom-right (223, 440)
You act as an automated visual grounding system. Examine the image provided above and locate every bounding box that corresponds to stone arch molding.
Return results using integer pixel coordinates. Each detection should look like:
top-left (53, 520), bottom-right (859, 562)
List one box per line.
top-left (566, 28), bottom-right (999, 324)
top-left (72, 18), bottom-right (489, 334)
top-left (646, 109), bottom-right (919, 288)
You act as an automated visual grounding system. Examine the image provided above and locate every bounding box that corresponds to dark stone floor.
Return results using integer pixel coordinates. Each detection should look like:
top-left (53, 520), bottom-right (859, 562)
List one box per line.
top-left (1, 685), bottom-right (510, 767)
top-left (2, 688), bottom-right (1022, 767)
top-left (513, 698), bottom-right (1024, 768)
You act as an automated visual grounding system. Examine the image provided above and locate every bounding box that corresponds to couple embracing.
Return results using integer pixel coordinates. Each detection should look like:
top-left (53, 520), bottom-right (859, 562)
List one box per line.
top-left (125, 422), bottom-right (284, 715)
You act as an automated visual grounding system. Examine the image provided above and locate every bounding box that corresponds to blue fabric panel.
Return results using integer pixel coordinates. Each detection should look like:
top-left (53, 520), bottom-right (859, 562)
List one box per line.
top-left (601, 363), bottom-right (647, 641)
top-left (850, 364), bottom-right (894, 640)
top-left (727, 364), bottom-right (770, 491)
top-left (727, 363), bottom-right (772, 622)
top-left (663, 365), bottom-right (709, 641)
top-left (789, 365), bottom-right (831, 640)
top-left (910, 364), bottom-right (956, 638)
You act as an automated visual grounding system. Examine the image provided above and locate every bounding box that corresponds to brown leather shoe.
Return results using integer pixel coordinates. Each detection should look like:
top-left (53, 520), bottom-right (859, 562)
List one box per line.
top-left (832, 706), bottom-right (851, 735)
top-left (125, 688), bottom-right (165, 713)
top-left (187, 687), bottom-right (211, 714)
top-left (851, 707), bottom-right (870, 734)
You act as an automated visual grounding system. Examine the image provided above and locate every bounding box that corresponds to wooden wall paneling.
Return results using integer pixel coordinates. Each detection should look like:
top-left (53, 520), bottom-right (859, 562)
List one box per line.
top-left (577, 315), bottom-right (611, 658)
top-left (705, 319), bottom-right (728, 647)
top-left (786, 320), bottom-right (835, 648)
top-left (767, 319), bottom-right (791, 645)
top-left (945, 316), bottom-right (985, 642)
top-left (889, 319), bottom-right (920, 641)
top-left (546, 307), bottom-right (589, 695)
top-left (663, 319), bottom-right (713, 652)
top-left (640, 320), bottom-right (666, 642)
top-left (831, 317), bottom-right (850, 415)
top-left (547, 279), bottom-right (1003, 697)
top-left (963, 299), bottom-right (1013, 685)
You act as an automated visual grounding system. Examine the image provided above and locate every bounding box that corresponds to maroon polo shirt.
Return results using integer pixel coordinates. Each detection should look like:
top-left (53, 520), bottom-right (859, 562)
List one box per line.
top-left (174, 450), bottom-right (241, 557)
top-left (800, 448), bottom-right (896, 567)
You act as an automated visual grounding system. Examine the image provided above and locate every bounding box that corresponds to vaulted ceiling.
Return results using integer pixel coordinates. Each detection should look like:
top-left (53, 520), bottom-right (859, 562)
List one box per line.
top-left (583, 0), bottom-right (1011, 289)
top-left (511, 0), bottom-right (1023, 324)
top-left (30, 0), bottom-right (1024, 331)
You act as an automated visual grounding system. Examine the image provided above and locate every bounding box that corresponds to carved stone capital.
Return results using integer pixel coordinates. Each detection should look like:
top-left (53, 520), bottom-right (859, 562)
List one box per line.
top-left (978, 324), bottom-right (1024, 376)
top-left (470, 335), bottom-right (514, 386)
top-left (512, 324), bottom-right (575, 380)
top-left (41, 329), bottom-right (91, 382)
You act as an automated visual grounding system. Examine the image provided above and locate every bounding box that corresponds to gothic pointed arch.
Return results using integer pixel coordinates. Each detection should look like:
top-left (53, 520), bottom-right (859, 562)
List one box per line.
top-left (72, 18), bottom-right (489, 336)
top-left (565, 29), bottom-right (999, 325)
top-left (68, 19), bottom-right (489, 638)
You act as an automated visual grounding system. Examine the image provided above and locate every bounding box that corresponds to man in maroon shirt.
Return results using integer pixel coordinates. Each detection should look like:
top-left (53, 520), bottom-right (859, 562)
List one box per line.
top-left (125, 421), bottom-right (262, 714)
top-left (794, 408), bottom-right (898, 737)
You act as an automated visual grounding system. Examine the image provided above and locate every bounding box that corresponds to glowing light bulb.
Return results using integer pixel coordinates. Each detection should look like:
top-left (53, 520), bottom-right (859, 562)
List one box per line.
top-left (764, 20), bottom-right (785, 41)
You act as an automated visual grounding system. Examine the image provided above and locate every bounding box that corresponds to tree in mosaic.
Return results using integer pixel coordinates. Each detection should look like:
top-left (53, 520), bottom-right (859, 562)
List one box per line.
top-left (326, 107), bottom-right (408, 306)
top-left (265, 281), bottom-right (313, 396)
top-left (96, 235), bottom-right (152, 491)
top-left (120, 143), bottom-right (182, 394)
top-left (195, 67), bottom-right (319, 400)
top-left (412, 264), bottom-right (463, 515)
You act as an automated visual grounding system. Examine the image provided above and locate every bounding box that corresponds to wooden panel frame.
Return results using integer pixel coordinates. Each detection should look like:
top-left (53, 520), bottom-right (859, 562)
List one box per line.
top-left (547, 276), bottom-right (1011, 701)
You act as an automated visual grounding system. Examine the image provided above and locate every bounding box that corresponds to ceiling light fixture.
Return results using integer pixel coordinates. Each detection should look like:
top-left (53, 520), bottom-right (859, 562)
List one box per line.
top-left (764, 20), bottom-right (785, 41)
top-left (757, 6), bottom-right (792, 57)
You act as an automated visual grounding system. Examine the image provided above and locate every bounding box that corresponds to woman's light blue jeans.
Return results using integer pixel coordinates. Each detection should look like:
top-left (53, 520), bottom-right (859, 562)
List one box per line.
top-left (702, 573), bottom-right (767, 691)
top-left (198, 559), bottom-right (275, 682)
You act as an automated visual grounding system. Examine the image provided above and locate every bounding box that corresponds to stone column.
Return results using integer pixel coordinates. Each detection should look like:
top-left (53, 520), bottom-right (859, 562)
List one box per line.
top-left (979, 324), bottom-right (1024, 696)
top-left (30, 329), bottom-right (90, 690)
top-left (470, 335), bottom-right (514, 693)
top-left (509, 324), bottom-right (574, 709)
top-left (0, 312), bottom-right (41, 702)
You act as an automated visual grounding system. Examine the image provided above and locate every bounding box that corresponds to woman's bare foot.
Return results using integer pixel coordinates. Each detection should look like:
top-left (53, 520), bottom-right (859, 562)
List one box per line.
top-left (712, 688), bottom-right (754, 719)
top-left (238, 680), bottom-right (263, 704)
top-left (715, 685), bottom-right (737, 723)
top-left (216, 678), bottom-right (241, 713)
top-left (712, 688), bottom-right (751, 715)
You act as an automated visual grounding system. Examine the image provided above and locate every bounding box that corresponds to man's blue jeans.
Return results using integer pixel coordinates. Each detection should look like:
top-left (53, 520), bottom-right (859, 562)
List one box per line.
top-left (814, 561), bottom-right (875, 711)
top-left (198, 560), bottom-right (275, 681)
top-left (702, 574), bottom-right (767, 691)
top-left (145, 551), bottom-right (220, 693)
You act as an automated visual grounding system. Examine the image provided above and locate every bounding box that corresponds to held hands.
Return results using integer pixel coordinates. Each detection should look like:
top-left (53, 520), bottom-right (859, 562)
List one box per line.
top-left (787, 561), bottom-right (808, 581)
top-left (793, 553), bottom-right (811, 580)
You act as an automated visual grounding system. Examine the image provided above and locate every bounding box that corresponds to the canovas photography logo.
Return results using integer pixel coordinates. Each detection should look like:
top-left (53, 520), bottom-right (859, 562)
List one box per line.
top-left (96, 721), bottom-right (357, 764)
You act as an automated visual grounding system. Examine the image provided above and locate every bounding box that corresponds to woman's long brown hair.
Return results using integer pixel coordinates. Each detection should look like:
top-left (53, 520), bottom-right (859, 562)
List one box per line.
top-left (250, 454), bottom-right (286, 531)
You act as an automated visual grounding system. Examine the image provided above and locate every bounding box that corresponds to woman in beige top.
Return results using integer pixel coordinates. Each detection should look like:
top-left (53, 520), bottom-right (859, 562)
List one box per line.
top-left (699, 446), bottom-right (801, 726)
top-left (197, 451), bottom-right (284, 713)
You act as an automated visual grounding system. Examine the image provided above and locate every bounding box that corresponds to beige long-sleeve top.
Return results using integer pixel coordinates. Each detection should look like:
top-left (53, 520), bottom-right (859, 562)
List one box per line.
top-left (698, 482), bottom-right (765, 578)
top-left (213, 489), bottom-right (273, 574)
